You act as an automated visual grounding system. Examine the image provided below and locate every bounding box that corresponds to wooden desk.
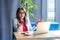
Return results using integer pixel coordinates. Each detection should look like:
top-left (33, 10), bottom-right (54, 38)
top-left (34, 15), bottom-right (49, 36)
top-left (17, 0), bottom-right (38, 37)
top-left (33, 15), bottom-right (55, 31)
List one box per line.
top-left (14, 30), bottom-right (60, 40)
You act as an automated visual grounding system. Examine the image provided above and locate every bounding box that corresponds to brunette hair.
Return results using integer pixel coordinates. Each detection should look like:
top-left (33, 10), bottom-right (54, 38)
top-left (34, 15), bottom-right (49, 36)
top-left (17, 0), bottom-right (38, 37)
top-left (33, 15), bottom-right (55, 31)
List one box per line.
top-left (16, 7), bottom-right (26, 24)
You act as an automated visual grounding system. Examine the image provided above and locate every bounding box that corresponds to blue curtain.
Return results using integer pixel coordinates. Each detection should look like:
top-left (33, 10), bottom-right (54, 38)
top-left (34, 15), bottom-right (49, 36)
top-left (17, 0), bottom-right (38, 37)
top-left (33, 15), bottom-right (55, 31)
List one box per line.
top-left (0, 0), bottom-right (19, 40)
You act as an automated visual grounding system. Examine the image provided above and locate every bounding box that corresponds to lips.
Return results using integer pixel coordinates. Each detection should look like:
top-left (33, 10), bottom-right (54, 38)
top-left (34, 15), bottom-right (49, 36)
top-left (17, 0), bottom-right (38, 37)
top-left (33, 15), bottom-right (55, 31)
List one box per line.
top-left (21, 15), bottom-right (24, 18)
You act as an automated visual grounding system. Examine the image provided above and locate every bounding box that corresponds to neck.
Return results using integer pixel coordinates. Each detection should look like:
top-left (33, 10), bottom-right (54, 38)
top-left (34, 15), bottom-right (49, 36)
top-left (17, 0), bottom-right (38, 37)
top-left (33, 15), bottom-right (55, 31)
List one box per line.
top-left (20, 18), bottom-right (24, 21)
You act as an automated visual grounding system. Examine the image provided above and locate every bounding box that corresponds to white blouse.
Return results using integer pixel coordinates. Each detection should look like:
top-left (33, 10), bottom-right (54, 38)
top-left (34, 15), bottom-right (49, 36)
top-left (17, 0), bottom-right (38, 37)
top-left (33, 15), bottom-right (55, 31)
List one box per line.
top-left (13, 17), bottom-right (35, 32)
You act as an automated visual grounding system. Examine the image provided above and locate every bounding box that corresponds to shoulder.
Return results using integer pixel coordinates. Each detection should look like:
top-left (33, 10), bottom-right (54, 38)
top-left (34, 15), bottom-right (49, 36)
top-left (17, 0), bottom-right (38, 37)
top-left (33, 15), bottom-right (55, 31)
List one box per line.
top-left (13, 18), bottom-right (18, 21)
top-left (26, 16), bottom-right (29, 20)
top-left (13, 18), bottom-right (18, 23)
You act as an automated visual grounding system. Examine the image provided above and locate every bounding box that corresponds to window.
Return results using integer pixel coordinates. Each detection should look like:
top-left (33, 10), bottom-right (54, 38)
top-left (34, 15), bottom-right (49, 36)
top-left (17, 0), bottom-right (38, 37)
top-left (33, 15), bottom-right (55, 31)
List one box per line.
top-left (47, 0), bottom-right (55, 21)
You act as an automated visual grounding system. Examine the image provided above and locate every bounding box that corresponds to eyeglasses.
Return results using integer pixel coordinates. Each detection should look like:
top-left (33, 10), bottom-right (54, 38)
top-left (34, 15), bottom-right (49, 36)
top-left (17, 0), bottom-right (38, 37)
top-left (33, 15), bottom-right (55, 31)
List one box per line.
top-left (20, 12), bottom-right (25, 14)
top-left (19, 12), bottom-right (25, 14)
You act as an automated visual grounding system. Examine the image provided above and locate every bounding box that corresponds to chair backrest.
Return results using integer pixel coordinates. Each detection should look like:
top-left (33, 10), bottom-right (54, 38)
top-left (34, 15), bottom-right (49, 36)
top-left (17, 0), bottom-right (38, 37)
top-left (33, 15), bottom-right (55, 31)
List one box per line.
top-left (49, 22), bottom-right (59, 30)
top-left (30, 22), bottom-right (36, 27)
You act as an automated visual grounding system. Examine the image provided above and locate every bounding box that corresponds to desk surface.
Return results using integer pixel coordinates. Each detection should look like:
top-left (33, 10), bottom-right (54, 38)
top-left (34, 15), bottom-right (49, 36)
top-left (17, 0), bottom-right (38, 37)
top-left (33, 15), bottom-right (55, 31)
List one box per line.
top-left (14, 30), bottom-right (60, 40)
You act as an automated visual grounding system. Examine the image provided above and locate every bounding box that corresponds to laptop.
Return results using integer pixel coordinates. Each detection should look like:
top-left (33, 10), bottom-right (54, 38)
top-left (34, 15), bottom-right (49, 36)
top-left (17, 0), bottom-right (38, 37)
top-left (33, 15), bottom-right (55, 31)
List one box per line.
top-left (33, 22), bottom-right (51, 35)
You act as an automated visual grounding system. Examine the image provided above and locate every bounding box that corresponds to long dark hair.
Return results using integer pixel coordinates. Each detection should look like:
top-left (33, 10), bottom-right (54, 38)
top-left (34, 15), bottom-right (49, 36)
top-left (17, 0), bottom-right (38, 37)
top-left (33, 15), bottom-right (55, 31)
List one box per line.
top-left (16, 7), bottom-right (26, 24)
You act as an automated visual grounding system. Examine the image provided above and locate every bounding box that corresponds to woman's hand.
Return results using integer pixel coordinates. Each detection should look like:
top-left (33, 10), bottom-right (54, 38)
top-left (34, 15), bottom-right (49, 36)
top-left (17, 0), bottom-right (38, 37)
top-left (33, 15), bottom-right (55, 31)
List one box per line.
top-left (35, 19), bottom-right (43, 26)
top-left (36, 19), bottom-right (43, 24)
top-left (17, 23), bottom-right (21, 29)
top-left (38, 19), bottom-right (43, 22)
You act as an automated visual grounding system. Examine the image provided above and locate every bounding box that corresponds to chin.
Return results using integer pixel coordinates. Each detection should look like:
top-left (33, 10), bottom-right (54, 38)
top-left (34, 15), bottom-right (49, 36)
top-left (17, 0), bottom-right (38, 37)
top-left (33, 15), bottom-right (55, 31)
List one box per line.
top-left (21, 17), bottom-right (24, 19)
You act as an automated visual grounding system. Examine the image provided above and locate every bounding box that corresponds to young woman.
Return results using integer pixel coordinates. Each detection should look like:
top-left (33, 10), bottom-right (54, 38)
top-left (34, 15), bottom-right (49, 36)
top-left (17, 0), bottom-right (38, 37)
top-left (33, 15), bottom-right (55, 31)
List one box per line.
top-left (13, 7), bottom-right (34, 33)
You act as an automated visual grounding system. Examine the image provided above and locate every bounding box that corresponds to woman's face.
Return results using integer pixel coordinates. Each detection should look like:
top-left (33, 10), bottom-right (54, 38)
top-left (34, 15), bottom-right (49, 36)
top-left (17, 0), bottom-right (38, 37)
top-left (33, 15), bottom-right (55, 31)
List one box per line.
top-left (19, 10), bottom-right (25, 19)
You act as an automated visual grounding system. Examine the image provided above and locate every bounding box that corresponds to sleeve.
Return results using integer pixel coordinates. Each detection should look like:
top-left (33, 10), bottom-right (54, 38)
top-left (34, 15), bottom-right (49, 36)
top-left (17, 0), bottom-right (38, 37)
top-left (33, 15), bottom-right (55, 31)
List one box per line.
top-left (26, 13), bottom-right (36, 31)
top-left (13, 18), bottom-right (18, 32)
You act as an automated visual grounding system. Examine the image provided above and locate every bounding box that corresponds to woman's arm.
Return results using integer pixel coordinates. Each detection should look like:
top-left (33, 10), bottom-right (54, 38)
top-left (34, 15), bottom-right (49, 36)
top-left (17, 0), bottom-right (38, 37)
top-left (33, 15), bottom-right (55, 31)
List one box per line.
top-left (13, 18), bottom-right (21, 32)
top-left (26, 16), bottom-right (35, 31)
top-left (26, 12), bottom-right (37, 31)
top-left (13, 19), bottom-right (17, 32)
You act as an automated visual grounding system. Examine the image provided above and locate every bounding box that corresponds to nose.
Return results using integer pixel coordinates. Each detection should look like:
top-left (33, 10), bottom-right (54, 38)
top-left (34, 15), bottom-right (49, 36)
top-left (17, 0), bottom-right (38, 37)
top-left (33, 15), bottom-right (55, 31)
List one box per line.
top-left (20, 14), bottom-right (23, 17)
